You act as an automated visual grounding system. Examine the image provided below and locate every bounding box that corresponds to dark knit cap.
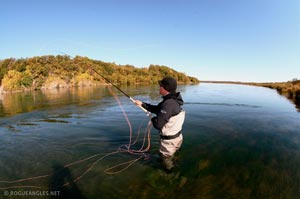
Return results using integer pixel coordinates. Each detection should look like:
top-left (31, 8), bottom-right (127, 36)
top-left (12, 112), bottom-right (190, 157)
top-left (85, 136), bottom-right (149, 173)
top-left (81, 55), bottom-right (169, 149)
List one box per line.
top-left (159, 77), bottom-right (177, 92)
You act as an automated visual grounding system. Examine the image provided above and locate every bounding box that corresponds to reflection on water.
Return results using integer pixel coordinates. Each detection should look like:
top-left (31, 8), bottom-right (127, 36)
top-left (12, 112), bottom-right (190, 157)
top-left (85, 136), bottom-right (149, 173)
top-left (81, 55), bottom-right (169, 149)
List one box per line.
top-left (0, 86), bottom-right (111, 117)
top-left (0, 83), bottom-right (300, 199)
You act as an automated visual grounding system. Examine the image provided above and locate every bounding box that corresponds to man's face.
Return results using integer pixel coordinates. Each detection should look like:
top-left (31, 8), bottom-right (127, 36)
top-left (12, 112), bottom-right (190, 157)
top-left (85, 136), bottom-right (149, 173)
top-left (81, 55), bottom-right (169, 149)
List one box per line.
top-left (159, 86), bottom-right (163, 95)
top-left (159, 86), bottom-right (168, 96)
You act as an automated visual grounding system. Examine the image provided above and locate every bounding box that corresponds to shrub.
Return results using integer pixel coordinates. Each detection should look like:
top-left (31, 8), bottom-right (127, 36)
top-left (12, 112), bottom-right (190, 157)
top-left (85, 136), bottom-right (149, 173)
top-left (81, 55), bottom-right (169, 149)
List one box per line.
top-left (2, 70), bottom-right (23, 90)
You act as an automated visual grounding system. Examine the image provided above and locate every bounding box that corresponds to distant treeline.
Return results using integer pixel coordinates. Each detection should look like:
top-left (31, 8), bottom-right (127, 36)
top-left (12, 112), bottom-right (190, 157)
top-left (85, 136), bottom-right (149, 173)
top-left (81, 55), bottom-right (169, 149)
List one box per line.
top-left (0, 55), bottom-right (199, 92)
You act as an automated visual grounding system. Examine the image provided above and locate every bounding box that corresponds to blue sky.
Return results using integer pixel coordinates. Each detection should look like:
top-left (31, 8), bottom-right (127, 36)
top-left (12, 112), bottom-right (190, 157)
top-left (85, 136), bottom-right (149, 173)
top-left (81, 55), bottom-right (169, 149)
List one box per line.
top-left (1, 0), bottom-right (299, 82)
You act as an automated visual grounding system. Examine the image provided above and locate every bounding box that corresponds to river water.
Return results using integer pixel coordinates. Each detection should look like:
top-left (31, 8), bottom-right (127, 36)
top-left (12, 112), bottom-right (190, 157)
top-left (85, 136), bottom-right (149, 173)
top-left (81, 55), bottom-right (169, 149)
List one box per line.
top-left (0, 83), bottom-right (300, 199)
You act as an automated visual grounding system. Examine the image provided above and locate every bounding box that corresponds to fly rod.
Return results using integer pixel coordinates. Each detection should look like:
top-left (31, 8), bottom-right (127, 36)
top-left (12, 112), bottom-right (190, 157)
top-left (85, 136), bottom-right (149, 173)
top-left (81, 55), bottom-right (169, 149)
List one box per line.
top-left (89, 66), bottom-right (149, 114)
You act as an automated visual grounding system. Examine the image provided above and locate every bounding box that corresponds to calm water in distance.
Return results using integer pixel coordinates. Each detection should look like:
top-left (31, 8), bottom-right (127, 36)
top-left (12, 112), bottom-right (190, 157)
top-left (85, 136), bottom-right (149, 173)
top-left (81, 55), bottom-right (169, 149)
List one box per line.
top-left (0, 83), bottom-right (300, 199)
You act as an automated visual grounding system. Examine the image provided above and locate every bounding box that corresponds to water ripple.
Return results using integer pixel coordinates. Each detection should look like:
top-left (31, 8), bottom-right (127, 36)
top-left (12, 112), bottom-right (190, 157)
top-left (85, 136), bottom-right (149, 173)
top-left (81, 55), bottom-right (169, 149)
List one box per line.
top-left (185, 102), bottom-right (261, 108)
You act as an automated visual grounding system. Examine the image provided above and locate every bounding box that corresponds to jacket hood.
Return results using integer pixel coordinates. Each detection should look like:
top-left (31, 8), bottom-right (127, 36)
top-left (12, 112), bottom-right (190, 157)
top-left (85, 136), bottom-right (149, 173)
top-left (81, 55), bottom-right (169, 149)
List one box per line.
top-left (163, 92), bottom-right (184, 106)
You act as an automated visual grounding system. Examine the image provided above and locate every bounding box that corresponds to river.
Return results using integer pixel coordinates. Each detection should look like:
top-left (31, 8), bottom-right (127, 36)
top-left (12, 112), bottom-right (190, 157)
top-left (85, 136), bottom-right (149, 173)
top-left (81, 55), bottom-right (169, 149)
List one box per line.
top-left (0, 83), bottom-right (300, 199)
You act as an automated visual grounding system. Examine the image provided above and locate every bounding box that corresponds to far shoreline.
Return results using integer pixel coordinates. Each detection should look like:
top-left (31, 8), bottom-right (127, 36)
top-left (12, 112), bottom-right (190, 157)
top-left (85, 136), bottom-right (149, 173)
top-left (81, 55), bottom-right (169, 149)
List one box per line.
top-left (201, 80), bottom-right (300, 110)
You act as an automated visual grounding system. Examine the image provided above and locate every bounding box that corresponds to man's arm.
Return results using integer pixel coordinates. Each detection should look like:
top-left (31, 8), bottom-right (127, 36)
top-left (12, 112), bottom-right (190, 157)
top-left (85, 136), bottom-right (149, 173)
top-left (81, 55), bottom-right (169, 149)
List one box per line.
top-left (134, 100), bottom-right (160, 114)
top-left (142, 102), bottom-right (160, 114)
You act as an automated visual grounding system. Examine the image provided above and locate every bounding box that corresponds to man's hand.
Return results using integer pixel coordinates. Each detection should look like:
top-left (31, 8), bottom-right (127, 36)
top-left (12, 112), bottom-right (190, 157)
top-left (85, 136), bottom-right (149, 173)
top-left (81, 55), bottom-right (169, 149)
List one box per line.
top-left (134, 100), bottom-right (143, 106)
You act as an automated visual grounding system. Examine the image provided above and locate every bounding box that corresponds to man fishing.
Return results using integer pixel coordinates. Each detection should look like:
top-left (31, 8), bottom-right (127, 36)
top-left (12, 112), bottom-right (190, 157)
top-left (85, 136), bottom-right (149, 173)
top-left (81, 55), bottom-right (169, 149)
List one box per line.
top-left (135, 77), bottom-right (185, 171)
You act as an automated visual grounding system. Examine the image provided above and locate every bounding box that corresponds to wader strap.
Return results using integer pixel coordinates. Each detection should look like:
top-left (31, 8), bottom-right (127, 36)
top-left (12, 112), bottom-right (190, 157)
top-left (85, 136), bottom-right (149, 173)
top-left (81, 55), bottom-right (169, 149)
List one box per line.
top-left (160, 131), bottom-right (181, 140)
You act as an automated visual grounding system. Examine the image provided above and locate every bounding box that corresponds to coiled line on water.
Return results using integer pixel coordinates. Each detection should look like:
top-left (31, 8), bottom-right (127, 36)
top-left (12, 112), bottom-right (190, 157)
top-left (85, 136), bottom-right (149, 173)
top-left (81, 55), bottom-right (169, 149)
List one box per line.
top-left (0, 86), bottom-right (152, 190)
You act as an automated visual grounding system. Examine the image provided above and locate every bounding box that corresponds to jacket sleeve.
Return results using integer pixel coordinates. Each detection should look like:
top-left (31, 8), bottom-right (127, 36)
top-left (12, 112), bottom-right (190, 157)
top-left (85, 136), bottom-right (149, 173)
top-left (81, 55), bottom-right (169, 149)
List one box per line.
top-left (151, 100), bottom-right (175, 130)
top-left (142, 102), bottom-right (160, 114)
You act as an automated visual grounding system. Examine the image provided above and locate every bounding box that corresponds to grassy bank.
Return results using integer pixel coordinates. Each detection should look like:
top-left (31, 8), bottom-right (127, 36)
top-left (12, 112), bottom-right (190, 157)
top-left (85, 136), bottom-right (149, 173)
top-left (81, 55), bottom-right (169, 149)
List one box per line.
top-left (201, 80), bottom-right (300, 109)
top-left (252, 80), bottom-right (300, 107)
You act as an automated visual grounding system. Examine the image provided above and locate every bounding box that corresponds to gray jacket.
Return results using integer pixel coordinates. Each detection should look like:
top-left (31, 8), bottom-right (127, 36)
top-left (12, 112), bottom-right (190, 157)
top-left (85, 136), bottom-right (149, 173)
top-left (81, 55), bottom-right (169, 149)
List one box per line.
top-left (142, 92), bottom-right (185, 136)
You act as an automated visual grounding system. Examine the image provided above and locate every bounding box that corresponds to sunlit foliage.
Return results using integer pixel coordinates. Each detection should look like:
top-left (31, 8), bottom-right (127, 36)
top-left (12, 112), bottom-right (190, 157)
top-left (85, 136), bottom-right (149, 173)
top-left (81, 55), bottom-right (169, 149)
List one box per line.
top-left (0, 55), bottom-right (199, 91)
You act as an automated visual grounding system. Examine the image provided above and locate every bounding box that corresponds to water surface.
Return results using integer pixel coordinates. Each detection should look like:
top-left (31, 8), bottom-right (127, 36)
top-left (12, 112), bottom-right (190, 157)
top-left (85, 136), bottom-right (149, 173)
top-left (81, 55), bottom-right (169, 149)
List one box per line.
top-left (0, 83), bottom-right (300, 199)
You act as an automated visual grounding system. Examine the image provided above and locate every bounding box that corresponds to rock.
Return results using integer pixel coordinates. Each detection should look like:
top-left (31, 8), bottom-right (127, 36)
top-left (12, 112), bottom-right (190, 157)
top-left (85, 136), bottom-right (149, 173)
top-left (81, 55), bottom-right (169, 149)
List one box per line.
top-left (77, 79), bottom-right (94, 87)
top-left (41, 77), bottom-right (69, 90)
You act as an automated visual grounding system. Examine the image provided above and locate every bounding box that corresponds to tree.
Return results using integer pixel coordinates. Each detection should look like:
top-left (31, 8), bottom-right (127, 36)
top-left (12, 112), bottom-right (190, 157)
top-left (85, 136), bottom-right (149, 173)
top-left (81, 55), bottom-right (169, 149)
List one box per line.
top-left (2, 70), bottom-right (23, 90)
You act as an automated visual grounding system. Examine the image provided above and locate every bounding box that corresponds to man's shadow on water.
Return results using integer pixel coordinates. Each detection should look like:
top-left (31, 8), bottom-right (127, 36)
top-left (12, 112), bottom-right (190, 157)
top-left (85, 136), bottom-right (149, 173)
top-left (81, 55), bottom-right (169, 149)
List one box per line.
top-left (49, 162), bottom-right (85, 199)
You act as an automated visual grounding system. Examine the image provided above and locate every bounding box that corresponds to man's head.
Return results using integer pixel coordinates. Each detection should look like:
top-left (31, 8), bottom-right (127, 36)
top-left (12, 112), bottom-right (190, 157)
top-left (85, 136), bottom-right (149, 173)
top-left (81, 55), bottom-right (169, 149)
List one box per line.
top-left (159, 77), bottom-right (177, 95)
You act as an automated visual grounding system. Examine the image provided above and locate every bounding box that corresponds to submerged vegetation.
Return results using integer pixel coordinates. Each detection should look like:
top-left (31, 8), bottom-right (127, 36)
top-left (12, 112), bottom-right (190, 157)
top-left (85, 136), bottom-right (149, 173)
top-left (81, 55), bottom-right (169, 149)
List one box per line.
top-left (0, 55), bottom-right (199, 92)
